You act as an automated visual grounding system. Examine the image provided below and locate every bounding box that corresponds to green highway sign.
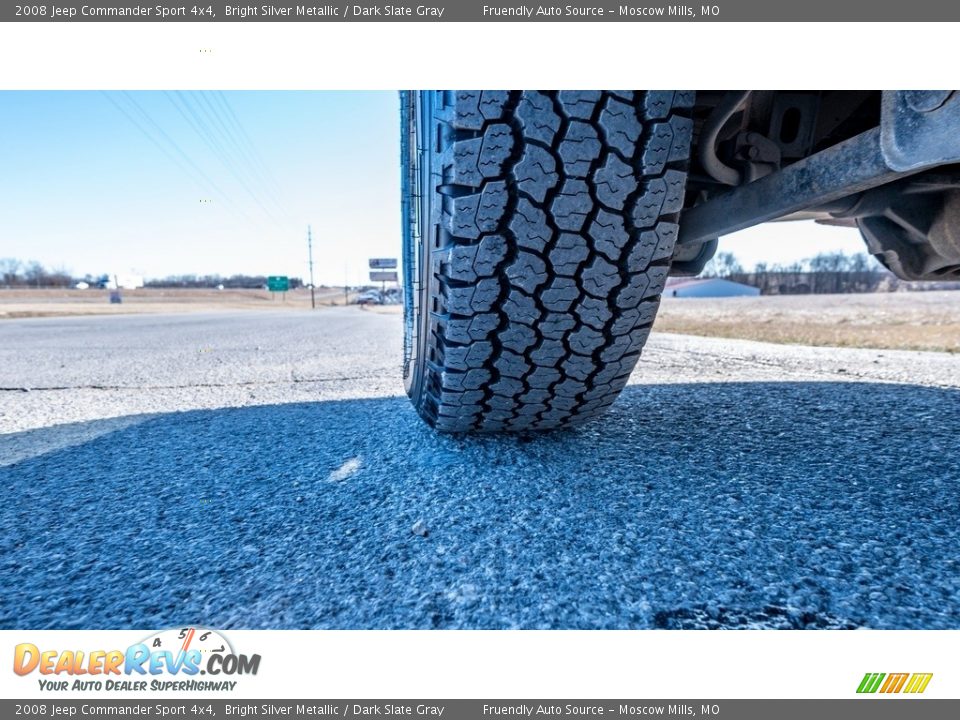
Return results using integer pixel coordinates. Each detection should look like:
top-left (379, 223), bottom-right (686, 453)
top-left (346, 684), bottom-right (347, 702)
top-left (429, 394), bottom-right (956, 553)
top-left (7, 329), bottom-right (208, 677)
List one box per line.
top-left (267, 276), bottom-right (290, 292)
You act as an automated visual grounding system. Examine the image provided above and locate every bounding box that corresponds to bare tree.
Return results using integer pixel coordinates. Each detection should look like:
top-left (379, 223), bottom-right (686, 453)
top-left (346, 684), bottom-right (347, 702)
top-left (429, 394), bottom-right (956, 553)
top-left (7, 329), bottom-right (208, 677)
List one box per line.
top-left (0, 258), bottom-right (22, 287)
top-left (23, 261), bottom-right (45, 288)
top-left (701, 251), bottom-right (744, 278)
top-left (746, 251), bottom-right (888, 294)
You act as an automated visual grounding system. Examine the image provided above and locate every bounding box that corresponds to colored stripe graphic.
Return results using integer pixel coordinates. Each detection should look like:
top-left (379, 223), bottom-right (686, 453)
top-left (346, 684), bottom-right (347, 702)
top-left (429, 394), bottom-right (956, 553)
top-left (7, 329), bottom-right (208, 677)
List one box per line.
top-left (857, 672), bottom-right (933, 694)
top-left (904, 673), bottom-right (934, 694)
top-left (857, 673), bottom-right (885, 693)
top-left (880, 673), bottom-right (909, 693)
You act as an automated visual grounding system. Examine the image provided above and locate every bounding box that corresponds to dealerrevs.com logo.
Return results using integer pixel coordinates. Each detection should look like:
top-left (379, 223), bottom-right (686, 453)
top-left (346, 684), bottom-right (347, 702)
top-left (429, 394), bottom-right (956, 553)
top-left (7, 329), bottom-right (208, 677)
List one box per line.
top-left (13, 627), bottom-right (261, 692)
top-left (857, 673), bottom-right (933, 694)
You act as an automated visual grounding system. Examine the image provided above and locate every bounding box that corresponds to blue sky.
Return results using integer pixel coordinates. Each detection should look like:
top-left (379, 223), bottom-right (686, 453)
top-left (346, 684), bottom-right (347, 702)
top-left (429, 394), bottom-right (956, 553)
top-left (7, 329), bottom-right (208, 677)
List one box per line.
top-left (0, 91), bottom-right (399, 285)
top-left (0, 91), bottom-right (867, 283)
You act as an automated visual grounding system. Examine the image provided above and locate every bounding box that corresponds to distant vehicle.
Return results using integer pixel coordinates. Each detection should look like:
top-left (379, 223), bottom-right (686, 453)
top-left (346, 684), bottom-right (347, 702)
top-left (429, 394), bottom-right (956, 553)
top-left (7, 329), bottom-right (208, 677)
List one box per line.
top-left (74, 281), bottom-right (89, 290)
top-left (400, 90), bottom-right (960, 432)
top-left (354, 290), bottom-right (383, 305)
top-left (382, 287), bottom-right (402, 305)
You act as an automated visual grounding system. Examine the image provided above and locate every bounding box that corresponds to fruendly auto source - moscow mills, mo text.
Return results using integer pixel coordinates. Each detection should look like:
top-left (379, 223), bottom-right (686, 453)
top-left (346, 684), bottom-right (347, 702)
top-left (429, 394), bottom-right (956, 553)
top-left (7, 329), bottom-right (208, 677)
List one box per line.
top-left (482, 5), bottom-right (710, 17)
top-left (14, 3), bottom-right (720, 20)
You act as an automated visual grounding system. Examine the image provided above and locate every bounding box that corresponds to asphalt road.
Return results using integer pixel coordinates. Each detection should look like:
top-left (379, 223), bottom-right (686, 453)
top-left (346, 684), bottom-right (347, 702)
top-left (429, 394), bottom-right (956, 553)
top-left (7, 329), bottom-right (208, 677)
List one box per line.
top-left (2, 308), bottom-right (959, 629)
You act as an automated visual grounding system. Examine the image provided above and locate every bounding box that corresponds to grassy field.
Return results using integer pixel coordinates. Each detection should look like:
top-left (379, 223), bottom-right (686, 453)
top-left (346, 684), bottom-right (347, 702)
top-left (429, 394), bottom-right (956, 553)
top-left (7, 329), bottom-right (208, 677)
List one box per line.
top-left (655, 290), bottom-right (960, 353)
top-left (0, 287), bottom-right (355, 318)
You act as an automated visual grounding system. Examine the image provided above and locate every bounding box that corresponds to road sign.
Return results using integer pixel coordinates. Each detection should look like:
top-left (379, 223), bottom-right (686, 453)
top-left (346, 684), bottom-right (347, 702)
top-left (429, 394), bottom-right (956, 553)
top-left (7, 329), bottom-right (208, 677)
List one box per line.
top-left (267, 276), bottom-right (290, 292)
top-left (369, 258), bottom-right (398, 269)
top-left (370, 271), bottom-right (398, 282)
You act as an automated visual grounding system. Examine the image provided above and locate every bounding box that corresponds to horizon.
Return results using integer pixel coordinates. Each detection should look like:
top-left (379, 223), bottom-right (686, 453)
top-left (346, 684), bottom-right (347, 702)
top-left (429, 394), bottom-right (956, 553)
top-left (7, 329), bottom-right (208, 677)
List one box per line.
top-left (0, 245), bottom-right (884, 286)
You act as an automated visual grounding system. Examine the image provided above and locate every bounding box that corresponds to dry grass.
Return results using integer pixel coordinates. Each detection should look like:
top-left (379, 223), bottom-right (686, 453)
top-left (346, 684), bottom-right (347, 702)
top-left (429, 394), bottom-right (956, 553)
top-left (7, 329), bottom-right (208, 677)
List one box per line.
top-left (655, 291), bottom-right (960, 353)
top-left (0, 287), bottom-right (355, 319)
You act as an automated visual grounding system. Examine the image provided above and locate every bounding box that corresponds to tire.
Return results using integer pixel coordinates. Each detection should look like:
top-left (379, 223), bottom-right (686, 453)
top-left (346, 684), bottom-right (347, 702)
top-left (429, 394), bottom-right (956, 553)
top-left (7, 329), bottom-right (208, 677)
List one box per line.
top-left (401, 90), bottom-right (694, 432)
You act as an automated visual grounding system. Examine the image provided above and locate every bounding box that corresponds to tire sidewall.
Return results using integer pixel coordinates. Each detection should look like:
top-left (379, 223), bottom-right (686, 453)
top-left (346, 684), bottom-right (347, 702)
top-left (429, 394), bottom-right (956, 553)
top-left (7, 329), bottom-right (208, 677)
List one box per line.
top-left (402, 91), bottom-right (437, 403)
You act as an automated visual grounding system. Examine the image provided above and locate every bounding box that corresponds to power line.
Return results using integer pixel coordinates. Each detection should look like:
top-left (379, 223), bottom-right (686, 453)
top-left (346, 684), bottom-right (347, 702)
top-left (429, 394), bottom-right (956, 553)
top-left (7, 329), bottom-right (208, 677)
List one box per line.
top-left (208, 91), bottom-right (295, 224)
top-left (193, 91), bottom-right (294, 226)
top-left (307, 225), bottom-right (315, 309)
top-left (198, 92), bottom-right (271, 191)
top-left (101, 91), bottom-right (258, 229)
top-left (214, 91), bottom-right (287, 201)
top-left (169, 91), bottom-right (283, 226)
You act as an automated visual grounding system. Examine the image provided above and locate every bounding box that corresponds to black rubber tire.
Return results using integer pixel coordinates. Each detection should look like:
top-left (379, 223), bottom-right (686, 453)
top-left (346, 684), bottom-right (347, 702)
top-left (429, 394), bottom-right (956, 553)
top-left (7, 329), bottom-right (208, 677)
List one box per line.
top-left (403, 91), bottom-right (694, 432)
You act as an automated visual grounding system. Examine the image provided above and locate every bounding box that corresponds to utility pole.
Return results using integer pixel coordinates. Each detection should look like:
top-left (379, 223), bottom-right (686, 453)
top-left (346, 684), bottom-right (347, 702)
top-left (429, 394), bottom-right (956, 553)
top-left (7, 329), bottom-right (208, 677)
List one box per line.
top-left (307, 225), bottom-right (316, 309)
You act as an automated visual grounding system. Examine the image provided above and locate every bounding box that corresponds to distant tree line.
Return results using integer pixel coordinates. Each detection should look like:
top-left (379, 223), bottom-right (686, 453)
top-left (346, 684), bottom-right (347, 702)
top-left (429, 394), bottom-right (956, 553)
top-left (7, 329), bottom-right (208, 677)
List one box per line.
top-left (0, 259), bottom-right (303, 290)
top-left (701, 251), bottom-right (900, 294)
top-left (0, 258), bottom-right (74, 288)
top-left (144, 274), bottom-right (303, 289)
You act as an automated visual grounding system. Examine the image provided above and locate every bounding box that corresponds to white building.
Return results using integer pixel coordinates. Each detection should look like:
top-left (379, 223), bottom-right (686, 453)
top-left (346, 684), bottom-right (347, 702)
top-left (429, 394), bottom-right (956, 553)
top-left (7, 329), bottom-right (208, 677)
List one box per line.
top-left (666, 278), bottom-right (761, 298)
top-left (107, 273), bottom-right (145, 290)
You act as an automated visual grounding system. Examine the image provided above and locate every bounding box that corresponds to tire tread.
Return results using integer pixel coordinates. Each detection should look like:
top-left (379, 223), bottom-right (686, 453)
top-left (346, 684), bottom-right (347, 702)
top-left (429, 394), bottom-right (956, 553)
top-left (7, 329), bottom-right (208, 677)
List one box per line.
top-left (413, 90), bottom-right (693, 432)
